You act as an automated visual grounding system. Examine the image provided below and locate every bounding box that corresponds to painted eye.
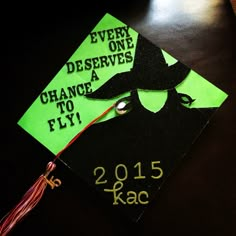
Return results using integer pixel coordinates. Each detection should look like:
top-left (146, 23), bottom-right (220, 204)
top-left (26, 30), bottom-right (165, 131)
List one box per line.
top-left (178, 93), bottom-right (196, 106)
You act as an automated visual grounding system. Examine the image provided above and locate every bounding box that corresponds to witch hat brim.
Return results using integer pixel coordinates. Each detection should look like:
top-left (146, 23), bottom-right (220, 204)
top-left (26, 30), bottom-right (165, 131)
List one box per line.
top-left (86, 34), bottom-right (191, 99)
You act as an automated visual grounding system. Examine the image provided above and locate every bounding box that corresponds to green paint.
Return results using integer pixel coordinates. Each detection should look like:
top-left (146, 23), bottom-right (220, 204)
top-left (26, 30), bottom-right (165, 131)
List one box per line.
top-left (162, 49), bottom-right (177, 66)
top-left (18, 13), bottom-right (228, 156)
top-left (18, 13), bottom-right (138, 155)
top-left (138, 89), bottom-right (168, 113)
top-left (176, 70), bottom-right (228, 108)
top-left (162, 49), bottom-right (228, 108)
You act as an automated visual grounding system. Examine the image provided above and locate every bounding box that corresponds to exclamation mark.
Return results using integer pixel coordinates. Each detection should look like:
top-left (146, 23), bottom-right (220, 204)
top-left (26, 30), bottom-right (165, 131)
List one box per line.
top-left (76, 112), bottom-right (82, 124)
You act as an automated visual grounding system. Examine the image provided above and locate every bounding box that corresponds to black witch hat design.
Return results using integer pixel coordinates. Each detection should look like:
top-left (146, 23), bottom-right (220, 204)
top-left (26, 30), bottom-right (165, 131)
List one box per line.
top-left (86, 34), bottom-right (191, 101)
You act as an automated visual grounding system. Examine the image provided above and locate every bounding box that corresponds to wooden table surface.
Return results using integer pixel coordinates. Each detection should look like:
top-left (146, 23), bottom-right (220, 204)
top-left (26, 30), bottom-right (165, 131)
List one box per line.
top-left (3, 0), bottom-right (236, 235)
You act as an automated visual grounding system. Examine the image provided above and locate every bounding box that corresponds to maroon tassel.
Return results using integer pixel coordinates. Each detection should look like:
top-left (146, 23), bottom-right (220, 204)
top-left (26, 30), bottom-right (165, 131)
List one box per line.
top-left (0, 162), bottom-right (56, 236)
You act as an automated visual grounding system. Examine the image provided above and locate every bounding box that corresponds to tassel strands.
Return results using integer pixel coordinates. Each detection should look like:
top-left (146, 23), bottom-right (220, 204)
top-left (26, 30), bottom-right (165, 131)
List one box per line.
top-left (0, 162), bottom-right (56, 236)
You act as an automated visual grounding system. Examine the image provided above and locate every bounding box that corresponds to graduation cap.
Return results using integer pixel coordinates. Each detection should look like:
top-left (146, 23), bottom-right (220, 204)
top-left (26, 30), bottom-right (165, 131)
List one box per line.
top-left (58, 18), bottom-right (228, 221)
top-left (0, 13), bottom-right (228, 235)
